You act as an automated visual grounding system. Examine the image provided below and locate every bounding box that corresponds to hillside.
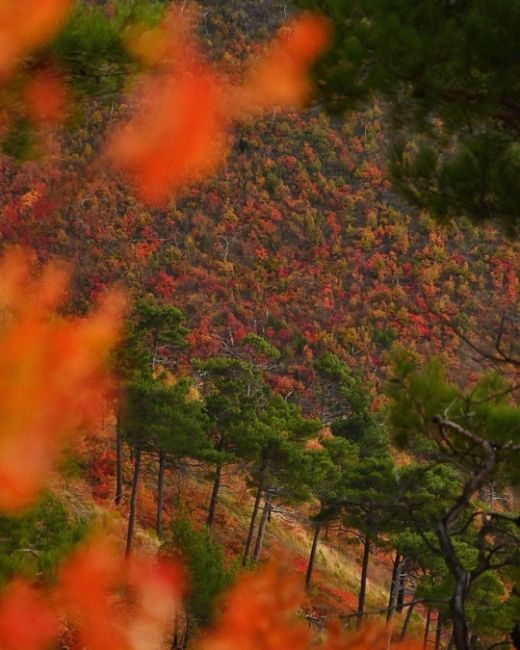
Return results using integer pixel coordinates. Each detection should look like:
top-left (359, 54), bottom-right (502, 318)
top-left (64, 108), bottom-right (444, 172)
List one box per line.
top-left (1, 2), bottom-right (517, 404)
top-left (0, 2), bottom-right (518, 649)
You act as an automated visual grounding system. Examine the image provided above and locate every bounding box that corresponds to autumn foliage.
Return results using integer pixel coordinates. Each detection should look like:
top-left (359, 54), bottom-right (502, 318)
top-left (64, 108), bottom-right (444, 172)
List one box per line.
top-left (0, 0), bottom-right (70, 78)
top-left (0, 2), bottom-right (449, 649)
top-left (0, 250), bottom-right (125, 510)
top-left (0, 537), bottom-right (183, 650)
top-left (197, 563), bottom-right (422, 650)
top-left (57, 537), bottom-right (183, 650)
top-left (109, 6), bottom-right (329, 202)
top-left (0, 579), bottom-right (56, 650)
top-left (23, 68), bottom-right (68, 125)
top-left (0, 549), bottom-right (422, 650)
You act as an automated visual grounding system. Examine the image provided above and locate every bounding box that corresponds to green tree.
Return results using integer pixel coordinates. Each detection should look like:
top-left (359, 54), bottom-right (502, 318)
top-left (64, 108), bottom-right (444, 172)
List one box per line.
top-left (387, 350), bottom-right (520, 649)
top-left (195, 357), bottom-right (268, 528)
top-left (390, 463), bottom-right (462, 640)
top-left (121, 374), bottom-right (209, 554)
top-left (313, 352), bottom-right (398, 618)
top-left (0, 492), bottom-right (86, 583)
top-left (295, 0), bottom-right (520, 231)
top-left (314, 352), bottom-right (373, 430)
top-left (154, 377), bottom-right (209, 537)
top-left (304, 435), bottom-right (358, 590)
top-left (241, 393), bottom-right (321, 565)
top-left (169, 518), bottom-right (235, 645)
top-left (114, 299), bottom-right (188, 507)
top-left (339, 444), bottom-right (398, 628)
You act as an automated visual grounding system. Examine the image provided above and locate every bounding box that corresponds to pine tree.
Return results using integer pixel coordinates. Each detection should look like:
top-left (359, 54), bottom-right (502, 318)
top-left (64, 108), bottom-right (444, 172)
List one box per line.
top-left (154, 377), bottom-right (209, 537)
top-left (304, 436), bottom-right (358, 591)
top-left (114, 299), bottom-right (188, 508)
top-left (387, 349), bottom-right (520, 649)
top-left (195, 358), bottom-right (268, 528)
top-left (295, 0), bottom-right (520, 231)
top-left (169, 518), bottom-right (235, 646)
top-left (339, 448), bottom-right (398, 628)
top-left (241, 393), bottom-right (320, 565)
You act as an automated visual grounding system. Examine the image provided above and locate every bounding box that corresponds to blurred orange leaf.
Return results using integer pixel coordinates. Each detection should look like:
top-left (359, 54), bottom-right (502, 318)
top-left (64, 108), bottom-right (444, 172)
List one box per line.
top-left (0, 0), bottom-right (71, 78)
top-left (0, 538), bottom-right (183, 650)
top-left (237, 14), bottom-right (330, 114)
top-left (197, 563), bottom-right (311, 650)
top-left (23, 68), bottom-right (68, 124)
top-left (0, 249), bottom-right (126, 511)
top-left (0, 579), bottom-right (56, 650)
top-left (58, 537), bottom-right (184, 650)
top-left (108, 8), bottom-right (329, 204)
top-left (198, 563), bottom-right (423, 650)
top-left (108, 68), bottom-right (227, 204)
top-left (0, 552), bottom-right (424, 650)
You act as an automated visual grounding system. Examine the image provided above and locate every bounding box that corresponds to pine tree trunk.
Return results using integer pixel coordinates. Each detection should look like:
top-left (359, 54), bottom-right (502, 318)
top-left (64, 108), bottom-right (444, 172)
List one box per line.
top-left (400, 599), bottom-right (416, 640)
top-left (206, 459), bottom-right (222, 527)
top-left (252, 492), bottom-right (271, 562)
top-left (451, 575), bottom-right (471, 650)
top-left (446, 630), bottom-right (455, 650)
top-left (357, 535), bottom-right (371, 629)
top-left (115, 415), bottom-right (123, 506)
top-left (386, 551), bottom-right (402, 623)
top-left (305, 523), bottom-right (321, 591)
top-left (156, 449), bottom-right (166, 537)
top-left (242, 458), bottom-right (266, 565)
top-left (423, 608), bottom-right (432, 649)
top-left (396, 561), bottom-right (407, 612)
top-left (434, 613), bottom-right (443, 650)
top-left (125, 439), bottom-right (142, 558)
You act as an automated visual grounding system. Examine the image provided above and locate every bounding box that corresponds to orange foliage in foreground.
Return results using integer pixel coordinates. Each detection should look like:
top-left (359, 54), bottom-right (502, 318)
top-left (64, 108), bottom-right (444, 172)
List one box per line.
top-left (0, 0), bottom-right (71, 77)
top-left (0, 579), bottom-right (56, 650)
top-left (0, 250), bottom-right (125, 510)
top-left (0, 538), bottom-right (183, 650)
top-left (23, 68), bottom-right (69, 125)
top-left (58, 538), bottom-right (183, 650)
top-left (0, 552), bottom-right (423, 650)
top-left (237, 14), bottom-right (330, 115)
top-left (198, 564), bottom-right (310, 650)
top-left (108, 7), bottom-right (329, 203)
top-left (198, 563), bottom-right (421, 650)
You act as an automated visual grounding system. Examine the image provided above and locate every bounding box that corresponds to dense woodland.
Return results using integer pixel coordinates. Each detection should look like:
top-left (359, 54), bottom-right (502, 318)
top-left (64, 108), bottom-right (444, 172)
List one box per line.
top-left (0, 2), bottom-right (518, 650)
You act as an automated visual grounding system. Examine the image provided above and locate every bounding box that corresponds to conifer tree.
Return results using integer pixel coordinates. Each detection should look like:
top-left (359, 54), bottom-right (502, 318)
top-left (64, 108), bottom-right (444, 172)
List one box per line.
top-left (304, 436), bottom-right (358, 590)
top-left (114, 299), bottom-right (188, 507)
top-left (169, 518), bottom-right (235, 646)
top-left (195, 358), bottom-right (268, 528)
top-left (154, 378), bottom-right (209, 537)
top-left (241, 393), bottom-right (321, 565)
top-left (339, 447), bottom-right (398, 628)
top-left (296, 0), bottom-right (520, 231)
top-left (387, 350), bottom-right (520, 649)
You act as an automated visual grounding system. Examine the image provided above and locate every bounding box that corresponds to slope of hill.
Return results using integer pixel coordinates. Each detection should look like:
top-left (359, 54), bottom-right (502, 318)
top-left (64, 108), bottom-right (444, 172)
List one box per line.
top-left (0, 1), bottom-right (518, 645)
top-left (0, 1), bottom-right (517, 408)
